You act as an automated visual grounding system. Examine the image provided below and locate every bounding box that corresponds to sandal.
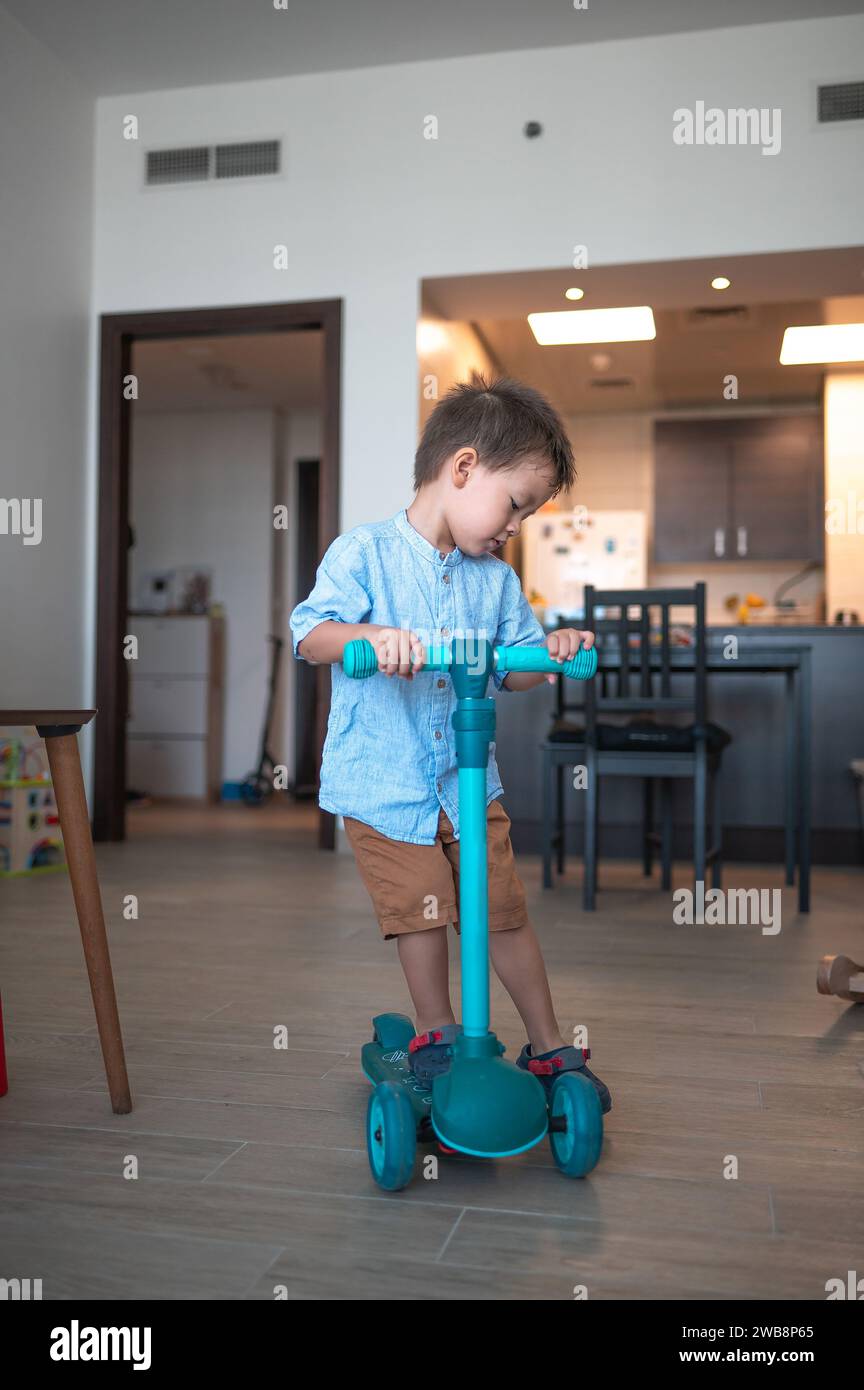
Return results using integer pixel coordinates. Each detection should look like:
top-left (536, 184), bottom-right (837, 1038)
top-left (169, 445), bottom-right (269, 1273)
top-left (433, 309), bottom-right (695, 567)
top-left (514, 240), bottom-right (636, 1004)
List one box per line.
top-left (408, 1024), bottom-right (462, 1085)
top-left (516, 1042), bottom-right (612, 1114)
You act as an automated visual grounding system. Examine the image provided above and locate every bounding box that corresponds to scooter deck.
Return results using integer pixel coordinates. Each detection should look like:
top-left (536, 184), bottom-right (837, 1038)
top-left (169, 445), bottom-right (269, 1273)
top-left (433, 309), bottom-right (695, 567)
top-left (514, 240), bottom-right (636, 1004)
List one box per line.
top-left (361, 1013), bottom-right (434, 1133)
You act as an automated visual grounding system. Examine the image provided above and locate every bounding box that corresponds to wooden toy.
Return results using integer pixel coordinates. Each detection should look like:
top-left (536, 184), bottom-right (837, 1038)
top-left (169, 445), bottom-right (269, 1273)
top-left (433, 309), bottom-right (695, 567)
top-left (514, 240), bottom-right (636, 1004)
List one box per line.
top-left (817, 955), bottom-right (864, 1003)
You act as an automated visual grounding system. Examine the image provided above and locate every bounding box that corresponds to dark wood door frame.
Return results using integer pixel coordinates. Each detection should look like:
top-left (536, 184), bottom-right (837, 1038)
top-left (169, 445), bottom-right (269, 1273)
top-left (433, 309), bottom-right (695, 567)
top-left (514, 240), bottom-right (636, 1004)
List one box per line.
top-left (94, 298), bottom-right (341, 848)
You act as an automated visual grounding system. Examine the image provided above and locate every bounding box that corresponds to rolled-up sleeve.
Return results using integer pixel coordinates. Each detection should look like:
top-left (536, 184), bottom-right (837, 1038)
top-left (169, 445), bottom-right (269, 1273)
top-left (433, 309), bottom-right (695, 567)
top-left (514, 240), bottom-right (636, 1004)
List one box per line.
top-left (490, 564), bottom-right (547, 692)
top-left (290, 532), bottom-right (372, 660)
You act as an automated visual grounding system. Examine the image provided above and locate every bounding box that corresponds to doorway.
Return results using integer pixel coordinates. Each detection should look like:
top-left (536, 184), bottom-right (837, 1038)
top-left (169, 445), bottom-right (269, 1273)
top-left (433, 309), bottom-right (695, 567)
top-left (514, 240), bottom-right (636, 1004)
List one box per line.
top-left (94, 299), bottom-right (341, 847)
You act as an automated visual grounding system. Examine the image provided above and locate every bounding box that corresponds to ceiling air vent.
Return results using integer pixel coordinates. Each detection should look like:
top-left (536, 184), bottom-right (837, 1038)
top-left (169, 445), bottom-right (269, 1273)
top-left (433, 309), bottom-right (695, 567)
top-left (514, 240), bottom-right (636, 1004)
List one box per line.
top-left (588, 377), bottom-right (635, 391)
top-left (215, 140), bottom-right (281, 179)
top-left (818, 81), bottom-right (864, 123)
top-left (146, 146), bottom-right (211, 185)
top-left (146, 139), bottom-right (281, 186)
top-left (683, 305), bottom-right (754, 329)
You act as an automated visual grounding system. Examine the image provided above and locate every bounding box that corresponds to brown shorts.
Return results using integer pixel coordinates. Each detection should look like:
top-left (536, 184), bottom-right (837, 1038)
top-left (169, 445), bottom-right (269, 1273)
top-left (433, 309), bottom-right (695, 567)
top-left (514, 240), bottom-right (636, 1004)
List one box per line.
top-left (343, 799), bottom-right (530, 940)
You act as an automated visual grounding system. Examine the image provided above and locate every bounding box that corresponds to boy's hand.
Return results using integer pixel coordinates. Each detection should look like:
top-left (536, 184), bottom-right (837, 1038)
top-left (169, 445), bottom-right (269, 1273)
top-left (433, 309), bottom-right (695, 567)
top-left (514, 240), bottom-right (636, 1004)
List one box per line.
top-left (374, 626), bottom-right (426, 679)
top-left (544, 628), bottom-right (595, 684)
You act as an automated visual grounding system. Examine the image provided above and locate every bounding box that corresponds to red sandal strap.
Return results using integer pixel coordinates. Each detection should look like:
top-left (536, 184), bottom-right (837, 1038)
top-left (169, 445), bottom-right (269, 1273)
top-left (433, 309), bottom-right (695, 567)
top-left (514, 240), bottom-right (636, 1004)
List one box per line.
top-left (528, 1055), bottom-right (564, 1076)
top-left (528, 1046), bottom-right (591, 1075)
top-left (408, 1029), bottom-right (442, 1054)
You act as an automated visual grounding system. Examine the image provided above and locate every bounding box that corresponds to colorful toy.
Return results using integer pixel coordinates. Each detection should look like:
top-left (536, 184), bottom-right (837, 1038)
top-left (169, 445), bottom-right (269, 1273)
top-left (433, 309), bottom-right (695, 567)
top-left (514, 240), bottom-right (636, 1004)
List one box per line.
top-left (342, 636), bottom-right (602, 1191)
top-left (0, 731), bottom-right (65, 877)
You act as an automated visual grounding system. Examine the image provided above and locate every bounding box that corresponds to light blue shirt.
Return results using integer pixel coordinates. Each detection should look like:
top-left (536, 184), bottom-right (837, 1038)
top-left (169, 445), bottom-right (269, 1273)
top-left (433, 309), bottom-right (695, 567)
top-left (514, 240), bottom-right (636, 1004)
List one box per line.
top-left (289, 506), bottom-right (546, 844)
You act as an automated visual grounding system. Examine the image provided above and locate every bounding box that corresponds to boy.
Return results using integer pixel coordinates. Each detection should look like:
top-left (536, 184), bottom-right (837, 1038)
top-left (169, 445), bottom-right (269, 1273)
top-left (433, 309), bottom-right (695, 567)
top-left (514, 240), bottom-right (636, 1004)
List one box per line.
top-left (289, 376), bottom-right (610, 1112)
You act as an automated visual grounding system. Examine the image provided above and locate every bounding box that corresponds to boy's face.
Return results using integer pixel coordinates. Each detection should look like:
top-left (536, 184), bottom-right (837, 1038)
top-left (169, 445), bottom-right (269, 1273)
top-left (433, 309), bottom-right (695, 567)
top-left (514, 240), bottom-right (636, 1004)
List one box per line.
top-left (446, 448), bottom-right (557, 557)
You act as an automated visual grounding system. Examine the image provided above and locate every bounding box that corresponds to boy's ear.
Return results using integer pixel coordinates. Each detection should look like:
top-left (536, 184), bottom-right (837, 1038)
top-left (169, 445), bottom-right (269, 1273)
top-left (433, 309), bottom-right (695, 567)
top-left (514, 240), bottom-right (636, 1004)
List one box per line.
top-left (451, 446), bottom-right (479, 488)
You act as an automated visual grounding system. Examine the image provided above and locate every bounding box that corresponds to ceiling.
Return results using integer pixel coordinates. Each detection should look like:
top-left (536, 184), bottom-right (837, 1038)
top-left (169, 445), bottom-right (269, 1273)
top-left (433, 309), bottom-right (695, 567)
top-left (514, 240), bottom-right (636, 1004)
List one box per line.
top-left (131, 331), bottom-right (323, 412)
top-left (5, 0), bottom-right (864, 96)
top-left (423, 247), bottom-right (864, 414)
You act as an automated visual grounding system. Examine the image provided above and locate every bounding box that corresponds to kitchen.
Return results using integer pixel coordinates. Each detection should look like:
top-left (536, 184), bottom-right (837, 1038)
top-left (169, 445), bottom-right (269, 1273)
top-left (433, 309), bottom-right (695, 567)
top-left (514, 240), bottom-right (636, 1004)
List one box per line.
top-left (418, 245), bottom-right (864, 874)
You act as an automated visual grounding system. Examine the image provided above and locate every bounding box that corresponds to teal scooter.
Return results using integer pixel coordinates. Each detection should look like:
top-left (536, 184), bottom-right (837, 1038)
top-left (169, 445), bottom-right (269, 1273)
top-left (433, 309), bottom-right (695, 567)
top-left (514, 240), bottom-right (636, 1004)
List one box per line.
top-left (342, 634), bottom-right (601, 1191)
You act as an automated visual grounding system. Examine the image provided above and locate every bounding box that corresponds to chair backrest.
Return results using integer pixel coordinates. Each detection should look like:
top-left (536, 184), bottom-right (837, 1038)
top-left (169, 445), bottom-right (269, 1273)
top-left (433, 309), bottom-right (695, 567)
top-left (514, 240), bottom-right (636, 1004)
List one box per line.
top-left (581, 584), bottom-right (708, 738)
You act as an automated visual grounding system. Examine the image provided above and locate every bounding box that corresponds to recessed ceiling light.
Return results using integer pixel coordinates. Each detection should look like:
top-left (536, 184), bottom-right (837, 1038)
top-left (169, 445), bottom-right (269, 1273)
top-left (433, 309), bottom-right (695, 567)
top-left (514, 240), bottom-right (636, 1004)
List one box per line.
top-left (565, 287), bottom-right (585, 301)
top-left (528, 306), bottom-right (656, 345)
top-left (417, 321), bottom-right (447, 354)
top-left (711, 276), bottom-right (731, 290)
top-left (780, 323), bottom-right (864, 364)
top-left (589, 352), bottom-right (613, 372)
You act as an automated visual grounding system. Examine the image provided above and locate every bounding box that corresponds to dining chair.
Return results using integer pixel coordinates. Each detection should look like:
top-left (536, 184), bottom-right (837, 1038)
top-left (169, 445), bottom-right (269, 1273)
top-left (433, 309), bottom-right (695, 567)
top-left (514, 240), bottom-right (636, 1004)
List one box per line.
top-left (540, 584), bottom-right (731, 909)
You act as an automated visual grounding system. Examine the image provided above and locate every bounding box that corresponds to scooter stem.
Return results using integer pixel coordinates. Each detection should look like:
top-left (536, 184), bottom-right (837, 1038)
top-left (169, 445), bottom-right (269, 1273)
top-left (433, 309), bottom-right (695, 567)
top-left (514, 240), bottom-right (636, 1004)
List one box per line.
top-left (446, 638), bottom-right (498, 1037)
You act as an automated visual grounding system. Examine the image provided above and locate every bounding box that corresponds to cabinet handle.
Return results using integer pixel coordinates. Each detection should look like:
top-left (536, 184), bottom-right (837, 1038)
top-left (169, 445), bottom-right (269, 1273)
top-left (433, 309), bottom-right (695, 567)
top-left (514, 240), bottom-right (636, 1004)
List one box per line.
top-left (714, 528), bottom-right (726, 558)
top-left (737, 526), bottom-right (748, 557)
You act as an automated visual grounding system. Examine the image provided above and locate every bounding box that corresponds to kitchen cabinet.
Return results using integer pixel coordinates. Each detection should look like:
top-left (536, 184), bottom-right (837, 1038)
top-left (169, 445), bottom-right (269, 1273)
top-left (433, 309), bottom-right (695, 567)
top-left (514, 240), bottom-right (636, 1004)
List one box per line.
top-left (654, 416), bottom-right (823, 564)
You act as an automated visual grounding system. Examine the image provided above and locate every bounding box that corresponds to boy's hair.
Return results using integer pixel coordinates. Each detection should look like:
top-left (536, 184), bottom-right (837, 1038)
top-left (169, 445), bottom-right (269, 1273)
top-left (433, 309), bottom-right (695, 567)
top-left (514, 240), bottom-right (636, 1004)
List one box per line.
top-left (414, 374), bottom-right (576, 496)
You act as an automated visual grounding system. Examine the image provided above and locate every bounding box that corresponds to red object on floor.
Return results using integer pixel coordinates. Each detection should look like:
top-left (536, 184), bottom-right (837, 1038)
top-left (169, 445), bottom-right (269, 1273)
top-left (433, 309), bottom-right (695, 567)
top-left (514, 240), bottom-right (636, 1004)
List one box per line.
top-left (0, 992), bottom-right (7, 1096)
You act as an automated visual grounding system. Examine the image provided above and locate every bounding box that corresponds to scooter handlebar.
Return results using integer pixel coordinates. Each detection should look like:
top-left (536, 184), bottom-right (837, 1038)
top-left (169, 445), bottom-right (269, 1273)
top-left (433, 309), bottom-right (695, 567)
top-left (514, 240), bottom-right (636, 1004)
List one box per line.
top-left (342, 637), bottom-right (597, 681)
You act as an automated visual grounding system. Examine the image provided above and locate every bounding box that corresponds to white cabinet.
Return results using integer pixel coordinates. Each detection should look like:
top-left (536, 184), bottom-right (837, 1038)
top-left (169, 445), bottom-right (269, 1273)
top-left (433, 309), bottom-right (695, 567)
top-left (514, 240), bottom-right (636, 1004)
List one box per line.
top-left (127, 677), bottom-right (209, 737)
top-left (126, 615), bottom-right (224, 799)
top-left (127, 738), bottom-right (208, 798)
top-left (132, 617), bottom-right (210, 676)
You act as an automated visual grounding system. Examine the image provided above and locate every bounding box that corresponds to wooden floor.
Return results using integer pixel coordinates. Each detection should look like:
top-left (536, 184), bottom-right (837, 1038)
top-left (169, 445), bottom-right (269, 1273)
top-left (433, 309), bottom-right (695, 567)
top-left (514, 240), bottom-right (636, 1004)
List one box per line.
top-left (1, 799), bottom-right (863, 1301)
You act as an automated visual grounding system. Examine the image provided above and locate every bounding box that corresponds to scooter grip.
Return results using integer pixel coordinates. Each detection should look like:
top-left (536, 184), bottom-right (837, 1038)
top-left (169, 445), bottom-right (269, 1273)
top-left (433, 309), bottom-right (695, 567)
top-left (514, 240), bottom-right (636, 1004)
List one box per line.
top-left (342, 638), bottom-right (380, 679)
top-left (495, 644), bottom-right (598, 681)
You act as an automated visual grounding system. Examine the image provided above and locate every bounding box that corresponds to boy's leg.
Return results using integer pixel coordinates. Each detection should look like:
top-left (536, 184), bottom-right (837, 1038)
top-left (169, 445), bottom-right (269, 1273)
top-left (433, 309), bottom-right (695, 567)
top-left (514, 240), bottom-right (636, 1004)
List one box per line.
top-left (396, 926), bottom-right (456, 1034)
top-left (488, 922), bottom-right (567, 1056)
top-left (342, 812), bottom-right (458, 1033)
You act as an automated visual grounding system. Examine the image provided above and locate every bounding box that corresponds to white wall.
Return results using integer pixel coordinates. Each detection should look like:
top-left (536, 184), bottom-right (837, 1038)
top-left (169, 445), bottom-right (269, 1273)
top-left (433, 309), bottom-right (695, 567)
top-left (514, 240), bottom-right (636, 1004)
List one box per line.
top-left (0, 8), bottom-right (93, 705)
top-left (564, 413), bottom-right (655, 522)
top-left (130, 409), bottom-right (275, 780)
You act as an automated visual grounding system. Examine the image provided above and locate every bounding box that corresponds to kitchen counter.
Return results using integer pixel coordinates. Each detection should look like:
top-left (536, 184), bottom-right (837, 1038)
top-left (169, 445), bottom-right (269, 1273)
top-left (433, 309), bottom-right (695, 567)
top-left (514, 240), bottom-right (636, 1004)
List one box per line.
top-left (708, 625), bottom-right (864, 635)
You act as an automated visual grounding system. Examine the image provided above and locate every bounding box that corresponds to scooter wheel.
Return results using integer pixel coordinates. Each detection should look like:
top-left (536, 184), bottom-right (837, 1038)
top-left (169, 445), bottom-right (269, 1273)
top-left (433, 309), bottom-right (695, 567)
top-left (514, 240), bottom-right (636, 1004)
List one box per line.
top-left (548, 1072), bottom-right (603, 1177)
top-left (366, 1082), bottom-right (416, 1191)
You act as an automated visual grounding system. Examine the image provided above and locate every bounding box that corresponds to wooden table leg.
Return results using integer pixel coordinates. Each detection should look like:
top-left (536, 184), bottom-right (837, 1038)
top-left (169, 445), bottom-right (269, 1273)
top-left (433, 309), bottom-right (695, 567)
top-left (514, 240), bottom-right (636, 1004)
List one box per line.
top-left (42, 731), bottom-right (132, 1114)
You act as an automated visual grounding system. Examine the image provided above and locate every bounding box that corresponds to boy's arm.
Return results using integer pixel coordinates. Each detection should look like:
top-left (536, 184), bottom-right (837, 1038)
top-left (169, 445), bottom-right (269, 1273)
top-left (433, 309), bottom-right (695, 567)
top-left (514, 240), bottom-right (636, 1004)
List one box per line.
top-left (501, 668), bottom-right (547, 692)
top-left (492, 567), bottom-right (594, 691)
top-left (290, 536), bottom-right (423, 677)
top-left (298, 622), bottom-right (382, 665)
top-left (491, 566), bottom-right (549, 693)
top-left (290, 532), bottom-right (373, 663)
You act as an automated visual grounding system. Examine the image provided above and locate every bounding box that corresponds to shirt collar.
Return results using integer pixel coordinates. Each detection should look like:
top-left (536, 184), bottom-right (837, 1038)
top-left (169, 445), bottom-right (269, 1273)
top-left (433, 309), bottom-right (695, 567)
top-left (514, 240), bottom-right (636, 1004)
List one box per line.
top-left (393, 507), bottom-right (464, 567)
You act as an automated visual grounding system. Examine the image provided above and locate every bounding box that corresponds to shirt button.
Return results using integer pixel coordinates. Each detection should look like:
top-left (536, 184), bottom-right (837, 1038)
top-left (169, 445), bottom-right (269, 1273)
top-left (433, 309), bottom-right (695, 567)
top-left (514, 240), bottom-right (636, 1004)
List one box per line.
top-left (434, 730), bottom-right (442, 740)
top-left (436, 780), bottom-right (442, 791)
top-left (437, 679), bottom-right (445, 689)
top-left (442, 574), bottom-right (450, 584)
top-left (442, 627), bottom-right (450, 638)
